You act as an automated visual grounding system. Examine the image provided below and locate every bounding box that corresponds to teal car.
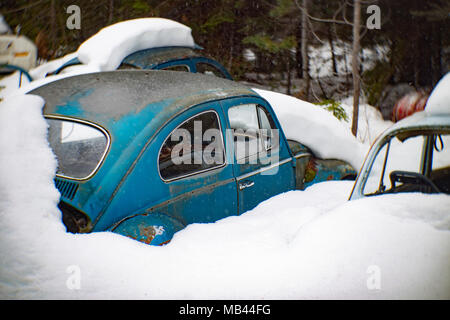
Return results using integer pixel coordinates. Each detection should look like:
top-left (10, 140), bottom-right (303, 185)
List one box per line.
top-left (30, 70), bottom-right (355, 245)
top-left (52, 46), bottom-right (232, 80)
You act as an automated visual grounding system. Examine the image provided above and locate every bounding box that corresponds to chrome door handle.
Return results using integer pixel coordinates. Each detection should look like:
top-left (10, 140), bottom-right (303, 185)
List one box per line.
top-left (239, 180), bottom-right (254, 190)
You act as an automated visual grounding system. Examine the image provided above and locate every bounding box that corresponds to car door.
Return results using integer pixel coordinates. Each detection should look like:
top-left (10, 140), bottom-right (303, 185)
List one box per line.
top-left (221, 97), bottom-right (296, 214)
top-left (154, 102), bottom-right (238, 224)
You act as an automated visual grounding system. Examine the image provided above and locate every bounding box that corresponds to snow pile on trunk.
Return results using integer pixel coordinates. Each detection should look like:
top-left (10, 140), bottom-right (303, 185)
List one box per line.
top-left (77, 18), bottom-right (195, 72)
top-left (255, 88), bottom-right (368, 170)
top-left (1, 93), bottom-right (449, 299)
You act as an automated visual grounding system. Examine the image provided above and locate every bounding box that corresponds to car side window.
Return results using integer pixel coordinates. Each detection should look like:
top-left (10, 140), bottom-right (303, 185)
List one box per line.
top-left (228, 104), bottom-right (277, 161)
top-left (257, 105), bottom-right (276, 150)
top-left (161, 65), bottom-right (190, 72)
top-left (196, 62), bottom-right (227, 78)
top-left (363, 135), bottom-right (424, 196)
top-left (159, 111), bottom-right (225, 181)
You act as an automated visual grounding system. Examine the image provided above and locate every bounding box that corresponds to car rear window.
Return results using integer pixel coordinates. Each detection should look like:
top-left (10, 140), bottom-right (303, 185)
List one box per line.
top-left (46, 118), bottom-right (109, 180)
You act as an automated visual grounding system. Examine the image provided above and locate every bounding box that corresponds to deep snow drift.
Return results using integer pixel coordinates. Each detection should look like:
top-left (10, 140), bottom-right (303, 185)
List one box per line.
top-left (0, 92), bottom-right (449, 299)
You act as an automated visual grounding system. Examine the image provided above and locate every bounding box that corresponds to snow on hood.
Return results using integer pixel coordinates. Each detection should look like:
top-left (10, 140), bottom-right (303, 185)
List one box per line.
top-left (254, 88), bottom-right (368, 170)
top-left (1, 93), bottom-right (449, 299)
top-left (77, 18), bottom-right (196, 72)
top-left (425, 72), bottom-right (450, 115)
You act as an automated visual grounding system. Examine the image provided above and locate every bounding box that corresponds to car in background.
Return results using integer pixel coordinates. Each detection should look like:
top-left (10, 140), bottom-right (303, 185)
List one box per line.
top-left (52, 46), bottom-right (232, 80)
top-left (29, 70), bottom-right (355, 245)
top-left (350, 74), bottom-right (450, 200)
top-left (392, 91), bottom-right (429, 122)
top-left (28, 18), bottom-right (232, 81)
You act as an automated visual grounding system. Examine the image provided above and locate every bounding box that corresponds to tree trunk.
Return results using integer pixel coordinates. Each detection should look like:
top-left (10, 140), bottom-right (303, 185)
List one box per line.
top-left (327, 25), bottom-right (337, 76)
top-left (287, 56), bottom-right (292, 95)
top-left (50, 0), bottom-right (56, 57)
top-left (431, 22), bottom-right (442, 86)
top-left (301, 0), bottom-right (310, 100)
top-left (351, 0), bottom-right (361, 137)
top-left (108, 0), bottom-right (114, 24)
top-left (296, 19), bottom-right (303, 78)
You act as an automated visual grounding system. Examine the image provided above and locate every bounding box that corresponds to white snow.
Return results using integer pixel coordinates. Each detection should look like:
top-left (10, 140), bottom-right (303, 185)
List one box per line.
top-left (309, 41), bottom-right (389, 79)
top-left (77, 18), bottom-right (195, 72)
top-left (0, 15), bottom-right (11, 34)
top-left (0, 93), bottom-right (449, 299)
top-left (2, 17), bottom-right (196, 94)
top-left (255, 88), bottom-right (369, 170)
top-left (0, 71), bottom-right (31, 101)
top-left (425, 72), bottom-right (450, 115)
top-left (28, 52), bottom-right (78, 80)
top-left (339, 97), bottom-right (394, 145)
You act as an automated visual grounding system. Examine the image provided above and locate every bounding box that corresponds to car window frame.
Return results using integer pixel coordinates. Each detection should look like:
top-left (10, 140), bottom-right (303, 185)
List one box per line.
top-left (195, 61), bottom-right (228, 79)
top-left (160, 64), bottom-right (191, 72)
top-left (157, 109), bottom-right (227, 183)
top-left (45, 114), bottom-right (111, 181)
top-left (360, 128), bottom-right (450, 197)
top-left (227, 103), bottom-right (279, 162)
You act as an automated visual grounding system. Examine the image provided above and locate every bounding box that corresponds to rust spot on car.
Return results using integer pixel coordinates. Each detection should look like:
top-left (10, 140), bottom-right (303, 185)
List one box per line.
top-left (138, 224), bottom-right (157, 244)
top-left (159, 239), bottom-right (171, 246)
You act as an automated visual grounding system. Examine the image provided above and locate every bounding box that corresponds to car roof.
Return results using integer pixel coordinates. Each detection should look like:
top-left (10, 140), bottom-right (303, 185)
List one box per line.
top-left (383, 111), bottom-right (450, 137)
top-left (54, 46), bottom-right (204, 74)
top-left (122, 46), bottom-right (203, 69)
top-left (29, 69), bottom-right (256, 131)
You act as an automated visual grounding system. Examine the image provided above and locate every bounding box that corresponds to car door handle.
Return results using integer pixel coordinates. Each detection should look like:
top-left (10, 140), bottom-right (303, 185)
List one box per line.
top-left (239, 180), bottom-right (254, 190)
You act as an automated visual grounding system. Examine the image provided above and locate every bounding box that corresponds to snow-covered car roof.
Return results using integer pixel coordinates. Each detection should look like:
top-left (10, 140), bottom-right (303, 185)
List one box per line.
top-left (29, 18), bottom-right (197, 80)
top-left (77, 18), bottom-right (196, 72)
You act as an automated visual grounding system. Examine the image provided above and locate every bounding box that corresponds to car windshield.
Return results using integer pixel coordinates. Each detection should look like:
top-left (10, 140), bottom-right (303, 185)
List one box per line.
top-left (46, 118), bottom-right (109, 180)
top-left (363, 131), bottom-right (450, 196)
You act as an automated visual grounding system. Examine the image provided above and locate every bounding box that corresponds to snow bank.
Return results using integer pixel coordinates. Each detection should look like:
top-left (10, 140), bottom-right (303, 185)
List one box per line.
top-left (425, 72), bottom-right (450, 115)
top-left (255, 88), bottom-right (368, 170)
top-left (77, 18), bottom-right (195, 72)
top-left (1, 93), bottom-right (448, 300)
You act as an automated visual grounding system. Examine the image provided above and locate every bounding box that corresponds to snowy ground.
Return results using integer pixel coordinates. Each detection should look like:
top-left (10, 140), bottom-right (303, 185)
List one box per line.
top-left (0, 92), bottom-right (449, 300)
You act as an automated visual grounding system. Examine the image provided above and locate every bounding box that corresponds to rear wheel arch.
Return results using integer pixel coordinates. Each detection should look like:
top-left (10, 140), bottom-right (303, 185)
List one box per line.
top-left (110, 212), bottom-right (185, 246)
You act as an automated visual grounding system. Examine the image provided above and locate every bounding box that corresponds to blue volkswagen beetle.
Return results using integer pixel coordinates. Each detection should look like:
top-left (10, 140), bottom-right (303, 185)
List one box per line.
top-left (52, 46), bottom-right (232, 80)
top-left (30, 70), bottom-right (355, 245)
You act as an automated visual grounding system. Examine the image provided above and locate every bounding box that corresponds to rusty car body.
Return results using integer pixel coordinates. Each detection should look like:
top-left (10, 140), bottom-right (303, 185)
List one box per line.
top-left (30, 70), bottom-right (356, 245)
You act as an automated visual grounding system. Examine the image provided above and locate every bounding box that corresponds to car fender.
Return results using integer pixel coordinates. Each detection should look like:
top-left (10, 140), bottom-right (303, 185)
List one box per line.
top-left (303, 158), bottom-right (357, 188)
top-left (110, 213), bottom-right (185, 246)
